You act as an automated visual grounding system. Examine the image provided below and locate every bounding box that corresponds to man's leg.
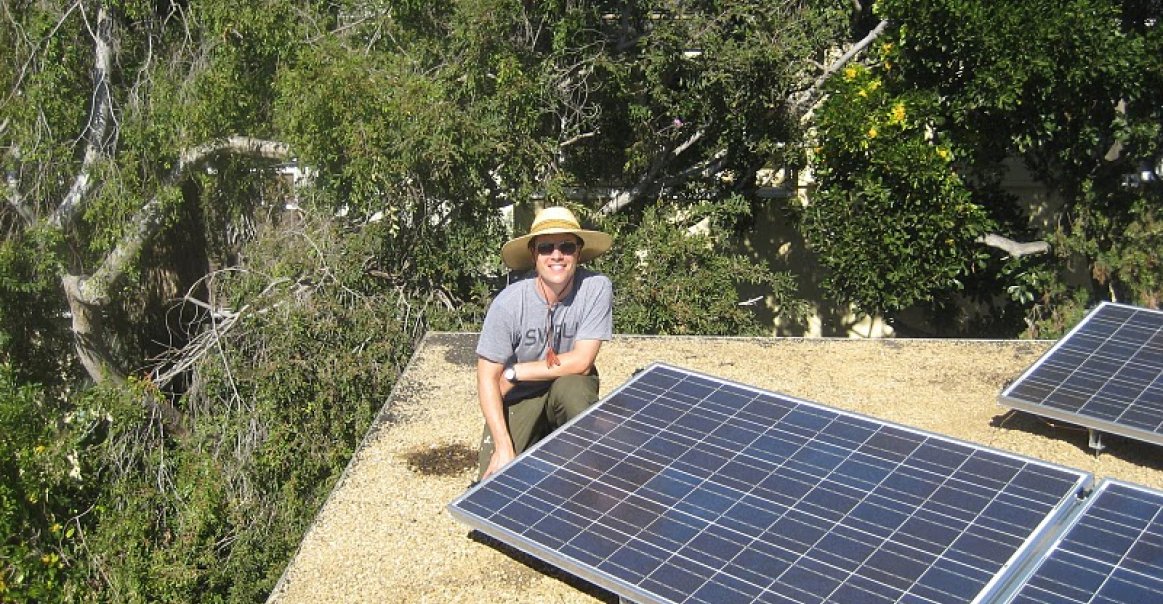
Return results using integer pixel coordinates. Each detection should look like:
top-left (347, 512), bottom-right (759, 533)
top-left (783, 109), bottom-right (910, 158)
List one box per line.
top-left (545, 372), bottom-right (600, 429)
top-left (476, 392), bottom-right (550, 480)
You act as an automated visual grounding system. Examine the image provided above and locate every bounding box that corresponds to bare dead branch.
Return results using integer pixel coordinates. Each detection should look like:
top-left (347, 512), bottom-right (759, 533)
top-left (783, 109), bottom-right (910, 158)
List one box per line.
top-left (558, 131), bottom-right (596, 149)
top-left (150, 273), bottom-right (292, 389)
top-left (976, 233), bottom-right (1051, 258)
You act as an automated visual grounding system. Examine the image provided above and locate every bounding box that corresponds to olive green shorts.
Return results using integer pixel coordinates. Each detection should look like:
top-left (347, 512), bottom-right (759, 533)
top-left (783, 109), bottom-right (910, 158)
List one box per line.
top-left (477, 372), bottom-right (600, 480)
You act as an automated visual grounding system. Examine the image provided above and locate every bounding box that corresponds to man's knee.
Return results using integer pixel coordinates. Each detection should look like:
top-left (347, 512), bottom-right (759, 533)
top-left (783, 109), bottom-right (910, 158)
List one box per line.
top-left (547, 373), bottom-right (600, 424)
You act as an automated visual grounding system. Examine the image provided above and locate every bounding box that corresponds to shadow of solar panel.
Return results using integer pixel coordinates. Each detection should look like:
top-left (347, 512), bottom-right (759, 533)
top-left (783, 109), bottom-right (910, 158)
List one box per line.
top-left (1000, 302), bottom-right (1163, 448)
top-left (450, 364), bottom-right (1091, 604)
top-left (999, 479), bottom-right (1163, 603)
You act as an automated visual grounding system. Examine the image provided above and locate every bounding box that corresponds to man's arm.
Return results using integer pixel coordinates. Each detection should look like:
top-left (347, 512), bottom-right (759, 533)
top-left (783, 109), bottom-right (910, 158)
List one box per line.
top-left (478, 357), bottom-right (516, 479)
top-left (508, 338), bottom-right (602, 383)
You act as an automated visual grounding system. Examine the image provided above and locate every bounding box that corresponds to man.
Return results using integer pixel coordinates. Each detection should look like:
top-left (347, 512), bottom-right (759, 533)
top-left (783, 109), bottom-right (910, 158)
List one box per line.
top-left (475, 206), bottom-right (613, 480)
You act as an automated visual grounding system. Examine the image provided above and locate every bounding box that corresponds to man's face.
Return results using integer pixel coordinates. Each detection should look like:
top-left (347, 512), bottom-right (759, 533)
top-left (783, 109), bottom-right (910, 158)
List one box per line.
top-left (532, 233), bottom-right (581, 287)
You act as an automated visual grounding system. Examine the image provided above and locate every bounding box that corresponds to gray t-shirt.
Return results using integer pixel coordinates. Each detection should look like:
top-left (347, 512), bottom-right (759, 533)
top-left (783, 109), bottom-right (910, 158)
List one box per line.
top-left (476, 267), bottom-right (613, 401)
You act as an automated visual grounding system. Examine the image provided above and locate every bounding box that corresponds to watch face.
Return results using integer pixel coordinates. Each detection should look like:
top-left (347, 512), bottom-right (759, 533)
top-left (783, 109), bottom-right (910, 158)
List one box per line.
top-left (504, 367), bottom-right (516, 382)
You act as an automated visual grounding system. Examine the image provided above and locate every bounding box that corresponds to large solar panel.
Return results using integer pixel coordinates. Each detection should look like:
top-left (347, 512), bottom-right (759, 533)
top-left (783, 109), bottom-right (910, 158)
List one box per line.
top-left (1000, 302), bottom-right (1163, 449)
top-left (450, 364), bottom-right (1091, 603)
top-left (998, 479), bottom-right (1163, 603)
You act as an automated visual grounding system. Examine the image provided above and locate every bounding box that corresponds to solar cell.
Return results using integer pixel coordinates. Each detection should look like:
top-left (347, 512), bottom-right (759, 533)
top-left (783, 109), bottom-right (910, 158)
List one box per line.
top-left (999, 479), bottom-right (1163, 604)
top-left (450, 364), bottom-right (1091, 604)
top-left (1000, 302), bottom-right (1163, 449)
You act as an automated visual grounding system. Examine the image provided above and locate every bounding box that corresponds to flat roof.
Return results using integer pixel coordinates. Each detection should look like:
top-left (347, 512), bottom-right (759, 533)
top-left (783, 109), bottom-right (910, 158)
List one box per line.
top-left (268, 333), bottom-right (1163, 604)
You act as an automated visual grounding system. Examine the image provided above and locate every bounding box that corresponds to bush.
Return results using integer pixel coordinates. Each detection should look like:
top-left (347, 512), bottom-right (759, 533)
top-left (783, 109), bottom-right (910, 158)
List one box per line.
top-left (592, 202), bottom-right (807, 335)
top-left (0, 365), bottom-right (101, 602)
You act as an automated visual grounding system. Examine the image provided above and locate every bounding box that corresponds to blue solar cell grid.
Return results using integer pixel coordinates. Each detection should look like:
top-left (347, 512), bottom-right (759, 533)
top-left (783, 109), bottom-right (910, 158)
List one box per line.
top-left (1001, 479), bottom-right (1163, 603)
top-left (1000, 302), bottom-right (1163, 446)
top-left (450, 364), bottom-right (1091, 604)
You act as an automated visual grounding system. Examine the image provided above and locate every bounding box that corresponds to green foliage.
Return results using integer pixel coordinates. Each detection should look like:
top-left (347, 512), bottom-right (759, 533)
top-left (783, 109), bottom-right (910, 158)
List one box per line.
top-left (588, 1), bottom-right (853, 204)
top-left (37, 214), bottom-right (414, 603)
top-left (0, 366), bottom-right (104, 602)
top-left (868, 0), bottom-right (1163, 324)
top-left (3, 200), bottom-right (428, 603)
top-left (808, 62), bottom-right (993, 315)
top-left (0, 227), bottom-right (72, 383)
top-left (593, 202), bottom-right (806, 335)
top-left (0, 367), bottom-right (58, 601)
top-left (275, 40), bottom-right (490, 213)
top-left (0, 4), bottom-right (91, 216)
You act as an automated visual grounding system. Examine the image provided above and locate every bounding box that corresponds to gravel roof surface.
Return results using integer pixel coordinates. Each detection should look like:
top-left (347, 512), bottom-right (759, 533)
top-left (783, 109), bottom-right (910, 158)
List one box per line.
top-left (267, 332), bottom-right (1163, 603)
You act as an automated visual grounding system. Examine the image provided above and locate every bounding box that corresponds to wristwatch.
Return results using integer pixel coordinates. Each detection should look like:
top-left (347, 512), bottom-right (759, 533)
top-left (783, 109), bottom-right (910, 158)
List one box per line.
top-left (503, 365), bottom-right (518, 384)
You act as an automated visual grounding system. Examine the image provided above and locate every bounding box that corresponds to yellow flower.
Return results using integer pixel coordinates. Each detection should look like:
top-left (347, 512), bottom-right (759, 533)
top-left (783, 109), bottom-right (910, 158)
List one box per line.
top-left (51, 522), bottom-right (63, 534)
top-left (34, 445), bottom-right (46, 454)
top-left (884, 60), bottom-right (893, 72)
top-left (868, 127), bottom-right (878, 139)
top-left (844, 65), bottom-right (859, 81)
top-left (857, 88), bottom-right (868, 98)
top-left (41, 553), bottom-right (59, 566)
top-left (868, 80), bottom-right (881, 92)
top-left (881, 42), bottom-right (894, 54)
top-left (889, 102), bottom-right (906, 125)
top-left (937, 146), bottom-right (952, 161)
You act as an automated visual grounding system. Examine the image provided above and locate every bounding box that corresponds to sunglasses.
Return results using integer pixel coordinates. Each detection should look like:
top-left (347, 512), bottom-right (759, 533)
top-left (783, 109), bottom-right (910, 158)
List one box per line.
top-left (534, 240), bottom-right (580, 256)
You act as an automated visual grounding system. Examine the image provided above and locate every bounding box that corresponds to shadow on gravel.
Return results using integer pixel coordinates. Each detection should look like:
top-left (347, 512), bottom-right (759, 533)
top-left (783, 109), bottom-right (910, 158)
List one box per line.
top-left (991, 410), bottom-right (1163, 472)
top-left (468, 530), bottom-right (619, 603)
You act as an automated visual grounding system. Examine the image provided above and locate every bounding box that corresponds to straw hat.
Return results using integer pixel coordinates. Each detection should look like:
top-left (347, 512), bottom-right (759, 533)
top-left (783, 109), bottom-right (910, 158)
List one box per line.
top-left (501, 206), bottom-right (612, 271)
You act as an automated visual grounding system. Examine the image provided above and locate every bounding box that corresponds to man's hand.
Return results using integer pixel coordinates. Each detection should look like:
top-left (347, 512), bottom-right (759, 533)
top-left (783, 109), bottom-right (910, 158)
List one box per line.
top-left (482, 444), bottom-right (516, 480)
top-left (478, 357), bottom-right (515, 480)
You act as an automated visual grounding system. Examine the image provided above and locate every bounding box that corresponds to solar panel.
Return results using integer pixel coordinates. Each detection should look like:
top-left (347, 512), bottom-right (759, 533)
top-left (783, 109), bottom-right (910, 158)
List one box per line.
top-left (998, 479), bottom-right (1163, 603)
top-left (1000, 302), bottom-right (1163, 449)
top-left (450, 363), bottom-right (1091, 604)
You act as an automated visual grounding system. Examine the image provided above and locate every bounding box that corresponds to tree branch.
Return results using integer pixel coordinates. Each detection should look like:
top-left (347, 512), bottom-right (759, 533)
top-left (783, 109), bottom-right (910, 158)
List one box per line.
top-left (598, 127), bottom-right (708, 215)
top-left (149, 275), bottom-right (292, 389)
top-left (176, 136), bottom-right (291, 176)
top-left (558, 131), bottom-right (596, 149)
top-left (791, 19), bottom-right (889, 116)
top-left (976, 233), bottom-right (1051, 258)
top-left (4, 149), bottom-right (35, 226)
top-left (71, 137), bottom-right (292, 307)
top-left (671, 127), bottom-right (705, 158)
top-left (51, 4), bottom-right (114, 229)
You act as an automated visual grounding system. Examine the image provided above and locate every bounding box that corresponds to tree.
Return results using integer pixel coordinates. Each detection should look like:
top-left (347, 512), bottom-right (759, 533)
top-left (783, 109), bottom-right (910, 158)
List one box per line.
top-left (275, 0), bottom-right (883, 330)
top-left (3, 1), bottom-right (887, 387)
top-left (807, 61), bottom-right (993, 316)
top-left (808, 0), bottom-right (1163, 333)
top-left (1, 2), bottom-right (320, 599)
top-left (2, 3), bottom-right (296, 392)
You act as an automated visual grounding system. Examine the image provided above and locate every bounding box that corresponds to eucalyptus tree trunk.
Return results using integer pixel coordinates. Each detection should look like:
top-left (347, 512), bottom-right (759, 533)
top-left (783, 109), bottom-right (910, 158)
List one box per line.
top-left (5, 3), bottom-right (291, 400)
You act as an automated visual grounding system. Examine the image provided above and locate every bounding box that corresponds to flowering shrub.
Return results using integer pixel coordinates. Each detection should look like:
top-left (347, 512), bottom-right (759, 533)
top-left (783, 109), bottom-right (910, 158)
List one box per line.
top-left (806, 60), bottom-right (992, 316)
